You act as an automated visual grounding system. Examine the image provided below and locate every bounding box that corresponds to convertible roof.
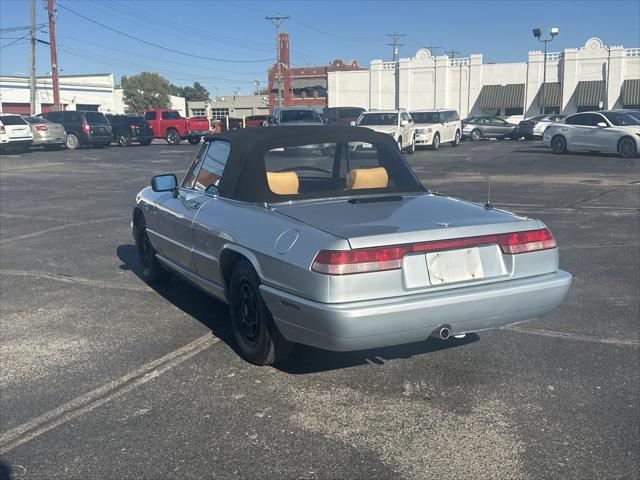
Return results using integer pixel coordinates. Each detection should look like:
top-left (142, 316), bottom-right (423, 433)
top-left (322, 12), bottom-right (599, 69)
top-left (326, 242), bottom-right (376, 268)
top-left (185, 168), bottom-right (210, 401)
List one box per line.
top-left (205, 126), bottom-right (400, 203)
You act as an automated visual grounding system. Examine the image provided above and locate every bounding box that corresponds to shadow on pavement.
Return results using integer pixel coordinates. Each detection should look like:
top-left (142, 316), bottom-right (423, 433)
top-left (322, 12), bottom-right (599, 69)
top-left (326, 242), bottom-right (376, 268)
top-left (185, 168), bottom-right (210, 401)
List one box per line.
top-left (117, 243), bottom-right (480, 373)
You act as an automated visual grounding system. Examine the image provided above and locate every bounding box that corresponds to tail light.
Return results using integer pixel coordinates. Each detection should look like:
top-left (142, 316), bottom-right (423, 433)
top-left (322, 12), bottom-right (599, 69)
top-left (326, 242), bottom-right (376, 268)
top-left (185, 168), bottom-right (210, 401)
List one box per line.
top-left (82, 122), bottom-right (90, 133)
top-left (1, 125), bottom-right (5, 134)
top-left (311, 228), bottom-right (557, 275)
top-left (35, 125), bottom-right (48, 131)
top-left (130, 123), bottom-right (137, 129)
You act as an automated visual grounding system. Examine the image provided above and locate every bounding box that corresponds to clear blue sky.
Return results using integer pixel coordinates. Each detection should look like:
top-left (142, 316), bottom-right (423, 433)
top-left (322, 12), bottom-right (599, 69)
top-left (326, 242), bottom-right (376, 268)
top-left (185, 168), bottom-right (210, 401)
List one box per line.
top-left (1, 0), bottom-right (639, 97)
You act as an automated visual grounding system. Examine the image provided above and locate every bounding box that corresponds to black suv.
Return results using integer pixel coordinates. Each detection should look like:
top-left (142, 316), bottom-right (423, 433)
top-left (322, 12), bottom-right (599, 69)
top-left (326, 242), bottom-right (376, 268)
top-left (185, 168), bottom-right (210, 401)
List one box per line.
top-left (39, 110), bottom-right (112, 150)
top-left (106, 114), bottom-right (154, 146)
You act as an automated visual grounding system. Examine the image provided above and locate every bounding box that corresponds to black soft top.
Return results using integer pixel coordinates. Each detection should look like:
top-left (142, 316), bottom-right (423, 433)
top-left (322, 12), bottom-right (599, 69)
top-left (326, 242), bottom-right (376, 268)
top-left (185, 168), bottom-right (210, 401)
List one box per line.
top-left (205, 126), bottom-right (404, 203)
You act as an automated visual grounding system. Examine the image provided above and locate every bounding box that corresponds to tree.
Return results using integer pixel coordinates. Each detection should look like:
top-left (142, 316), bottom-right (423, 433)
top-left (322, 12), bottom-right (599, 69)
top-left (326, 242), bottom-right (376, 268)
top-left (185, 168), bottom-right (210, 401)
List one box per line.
top-left (256, 86), bottom-right (269, 95)
top-left (170, 81), bottom-right (210, 102)
top-left (121, 72), bottom-right (172, 113)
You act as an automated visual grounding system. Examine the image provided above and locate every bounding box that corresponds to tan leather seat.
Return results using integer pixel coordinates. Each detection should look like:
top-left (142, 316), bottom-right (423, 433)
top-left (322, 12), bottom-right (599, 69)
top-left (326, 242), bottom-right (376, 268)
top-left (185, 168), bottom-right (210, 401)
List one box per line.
top-left (267, 171), bottom-right (300, 195)
top-left (346, 167), bottom-right (389, 189)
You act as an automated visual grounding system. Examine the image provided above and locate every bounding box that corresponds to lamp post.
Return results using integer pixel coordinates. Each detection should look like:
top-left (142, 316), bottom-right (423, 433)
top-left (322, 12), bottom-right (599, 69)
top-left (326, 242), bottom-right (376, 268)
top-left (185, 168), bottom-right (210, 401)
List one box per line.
top-left (533, 26), bottom-right (559, 115)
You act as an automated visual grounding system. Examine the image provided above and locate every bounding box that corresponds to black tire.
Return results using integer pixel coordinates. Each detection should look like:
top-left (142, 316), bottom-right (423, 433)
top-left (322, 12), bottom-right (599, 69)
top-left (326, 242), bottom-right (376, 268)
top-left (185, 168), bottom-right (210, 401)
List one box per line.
top-left (618, 136), bottom-right (637, 158)
top-left (551, 134), bottom-right (567, 154)
top-left (406, 134), bottom-right (415, 154)
top-left (65, 133), bottom-right (80, 150)
top-left (452, 130), bottom-right (461, 146)
top-left (470, 129), bottom-right (482, 141)
top-left (397, 137), bottom-right (402, 152)
top-left (187, 136), bottom-right (201, 145)
top-left (431, 132), bottom-right (440, 151)
top-left (139, 139), bottom-right (152, 146)
top-left (166, 129), bottom-right (181, 145)
top-left (229, 260), bottom-right (293, 365)
top-left (118, 132), bottom-right (132, 147)
top-left (135, 216), bottom-right (171, 284)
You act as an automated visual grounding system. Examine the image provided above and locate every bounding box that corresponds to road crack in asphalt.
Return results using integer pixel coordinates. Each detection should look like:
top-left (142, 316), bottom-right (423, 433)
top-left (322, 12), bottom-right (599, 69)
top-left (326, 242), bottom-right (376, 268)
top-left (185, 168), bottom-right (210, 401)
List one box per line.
top-left (0, 269), bottom-right (152, 292)
top-left (0, 334), bottom-right (219, 454)
top-left (0, 215), bottom-right (129, 244)
top-left (501, 325), bottom-right (640, 347)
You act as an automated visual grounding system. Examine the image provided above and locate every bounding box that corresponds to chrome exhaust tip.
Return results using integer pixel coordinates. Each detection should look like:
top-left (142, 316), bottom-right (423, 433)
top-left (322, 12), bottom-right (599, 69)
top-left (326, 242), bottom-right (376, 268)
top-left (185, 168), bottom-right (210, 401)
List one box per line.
top-left (439, 327), bottom-right (451, 340)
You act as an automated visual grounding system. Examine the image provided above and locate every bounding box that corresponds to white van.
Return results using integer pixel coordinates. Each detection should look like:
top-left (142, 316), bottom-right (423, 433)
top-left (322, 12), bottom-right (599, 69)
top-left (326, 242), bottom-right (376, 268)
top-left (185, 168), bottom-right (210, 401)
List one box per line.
top-left (410, 109), bottom-right (462, 150)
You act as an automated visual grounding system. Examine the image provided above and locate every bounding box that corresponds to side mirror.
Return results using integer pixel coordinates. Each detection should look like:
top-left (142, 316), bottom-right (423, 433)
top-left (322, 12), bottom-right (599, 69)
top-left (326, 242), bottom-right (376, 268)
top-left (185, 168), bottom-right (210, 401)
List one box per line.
top-left (401, 120), bottom-right (409, 127)
top-left (350, 120), bottom-right (356, 126)
top-left (596, 122), bottom-right (607, 128)
top-left (151, 174), bottom-right (178, 197)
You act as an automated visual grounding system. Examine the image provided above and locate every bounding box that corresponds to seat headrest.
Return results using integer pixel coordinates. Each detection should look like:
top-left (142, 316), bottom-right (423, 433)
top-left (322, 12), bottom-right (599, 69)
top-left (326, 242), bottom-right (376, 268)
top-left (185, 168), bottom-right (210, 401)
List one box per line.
top-left (346, 167), bottom-right (389, 190)
top-left (267, 171), bottom-right (299, 195)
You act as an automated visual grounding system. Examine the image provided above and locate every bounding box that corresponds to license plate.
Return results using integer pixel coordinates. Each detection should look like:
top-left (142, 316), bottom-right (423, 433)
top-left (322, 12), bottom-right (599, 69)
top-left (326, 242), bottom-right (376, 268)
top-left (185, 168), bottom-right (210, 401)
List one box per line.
top-left (361, 142), bottom-right (373, 149)
top-left (426, 248), bottom-right (484, 285)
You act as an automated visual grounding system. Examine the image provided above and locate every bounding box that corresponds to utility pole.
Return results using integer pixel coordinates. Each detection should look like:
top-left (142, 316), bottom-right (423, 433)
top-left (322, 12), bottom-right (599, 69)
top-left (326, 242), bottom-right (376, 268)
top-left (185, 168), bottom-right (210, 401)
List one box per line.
top-left (47, 0), bottom-right (60, 110)
top-left (446, 49), bottom-right (460, 59)
top-left (424, 45), bottom-right (441, 56)
top-left (386, 32), bottom-right (404, 110)
top-left (29, 0), bottom-right (36, 114)
top-left (254, 79), bottom-right (261, 95)
top-left (265, 15), bottom-right (289, 107)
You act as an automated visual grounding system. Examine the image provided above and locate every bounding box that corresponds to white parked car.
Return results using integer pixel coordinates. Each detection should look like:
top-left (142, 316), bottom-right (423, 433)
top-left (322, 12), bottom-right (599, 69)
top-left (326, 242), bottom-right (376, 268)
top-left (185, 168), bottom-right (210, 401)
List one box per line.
top-left (0, 114), bottom-right (34, 154)
top-left (355, 109), bottom-right (416, 153)
top-left (410, 109), bottom-right (462, 150)
top-left (544, 111), bottom-right (639, 158)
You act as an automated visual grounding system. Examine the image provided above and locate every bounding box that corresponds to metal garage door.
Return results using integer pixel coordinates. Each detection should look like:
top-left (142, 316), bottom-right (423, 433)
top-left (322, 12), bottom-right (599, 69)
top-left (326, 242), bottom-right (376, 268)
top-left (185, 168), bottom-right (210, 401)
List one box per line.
top-left (1, 103), bottom-right (30, 114)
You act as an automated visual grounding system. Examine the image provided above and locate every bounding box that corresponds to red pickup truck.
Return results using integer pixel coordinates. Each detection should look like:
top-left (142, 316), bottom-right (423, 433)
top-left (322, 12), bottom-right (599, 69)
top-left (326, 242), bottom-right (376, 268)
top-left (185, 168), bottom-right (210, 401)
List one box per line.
top-left (143, 110), bottom-right (210, 145)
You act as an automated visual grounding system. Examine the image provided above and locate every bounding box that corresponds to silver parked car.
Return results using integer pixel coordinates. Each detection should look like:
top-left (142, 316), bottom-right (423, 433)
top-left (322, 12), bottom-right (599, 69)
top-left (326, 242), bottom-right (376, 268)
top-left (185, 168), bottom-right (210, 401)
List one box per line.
top-left (544, 111), bottom-right (640, 157)
top-left (23, 116), bottom-right (66, 150)
top-left (133, 126), bottom-right (571, 365)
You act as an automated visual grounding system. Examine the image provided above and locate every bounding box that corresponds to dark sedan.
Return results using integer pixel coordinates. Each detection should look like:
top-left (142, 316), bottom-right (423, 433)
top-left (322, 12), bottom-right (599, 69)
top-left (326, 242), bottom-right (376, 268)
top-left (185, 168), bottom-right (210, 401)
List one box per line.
top-left (106, 115), bottom-right (154, 146)
top-left (462, 116), bottom-right (518, 140)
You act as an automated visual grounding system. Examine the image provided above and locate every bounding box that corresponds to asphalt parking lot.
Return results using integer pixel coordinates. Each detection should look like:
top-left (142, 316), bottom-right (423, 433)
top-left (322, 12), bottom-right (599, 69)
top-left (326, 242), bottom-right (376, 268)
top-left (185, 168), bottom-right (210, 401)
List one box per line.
top-left (1, 138), bottom-right (638, 480)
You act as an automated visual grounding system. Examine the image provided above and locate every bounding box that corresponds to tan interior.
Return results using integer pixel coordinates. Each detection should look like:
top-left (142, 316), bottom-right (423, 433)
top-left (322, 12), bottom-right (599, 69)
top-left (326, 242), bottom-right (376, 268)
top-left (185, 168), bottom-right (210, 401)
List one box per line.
top-left (346, 167), bottom-right (389, 189)
top-left (267, 171), bottom-right (300, 195)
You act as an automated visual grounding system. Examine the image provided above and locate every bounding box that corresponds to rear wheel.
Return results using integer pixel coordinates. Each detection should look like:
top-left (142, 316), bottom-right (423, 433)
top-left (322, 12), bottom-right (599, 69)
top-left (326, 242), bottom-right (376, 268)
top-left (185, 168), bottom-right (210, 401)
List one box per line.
top-left (618, 136), bottom-right (637, 158)
top-left (551, 135), bottom-right (567, 154)
top-left (452, 130), bottom-right (460, 146)
top-left (431, 132), bottom-right (440, 151)
top-left (135, 216), bottom-right (171, 284)
top-left (187, 136), bottom-right (201, 145)
top-left (65, 133), bottom-right (79, 150)
top-left (118, 132), bottom-right (132, 147)
top-left (471, 129), bottom-right (482, 141)
top-left (229, 260), bottom-right (293, 365)
top-left (166, 129), bottom-right (180, 145)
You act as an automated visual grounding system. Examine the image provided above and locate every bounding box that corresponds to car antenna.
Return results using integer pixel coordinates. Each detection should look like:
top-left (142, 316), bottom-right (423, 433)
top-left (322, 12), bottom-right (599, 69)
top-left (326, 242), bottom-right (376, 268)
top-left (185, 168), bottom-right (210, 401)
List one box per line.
top-left (484, 177), bottom-right (493, 209)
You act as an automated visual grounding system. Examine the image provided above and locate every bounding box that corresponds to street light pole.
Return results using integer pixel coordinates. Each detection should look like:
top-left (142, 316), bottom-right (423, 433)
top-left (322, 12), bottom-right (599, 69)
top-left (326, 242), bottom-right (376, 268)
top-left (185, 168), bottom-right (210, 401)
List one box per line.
top-left (266, 15), bottom-right (289, 107)
top-left (533, 26), bottom-right (559, 115)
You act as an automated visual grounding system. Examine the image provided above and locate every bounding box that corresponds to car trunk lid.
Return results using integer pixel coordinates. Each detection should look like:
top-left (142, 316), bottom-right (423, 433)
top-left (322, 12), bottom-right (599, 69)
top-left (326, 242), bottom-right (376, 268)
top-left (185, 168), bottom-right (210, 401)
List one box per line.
top-left (275, 194), bottom-right (539, 249)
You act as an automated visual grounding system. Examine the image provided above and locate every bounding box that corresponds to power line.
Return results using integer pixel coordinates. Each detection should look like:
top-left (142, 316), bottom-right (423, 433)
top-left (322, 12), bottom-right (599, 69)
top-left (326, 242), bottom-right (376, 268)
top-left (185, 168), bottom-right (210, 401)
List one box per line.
top-left (0, 24), bottom-right (46, 33)
top-left (266, 15), bottom-right (289, 107)
top-left (446, 49), bottom-right (461, 59)
top-left (0, 33), bottom-right (31, 50)
top-left (56, 2), bottom-right (273, 63)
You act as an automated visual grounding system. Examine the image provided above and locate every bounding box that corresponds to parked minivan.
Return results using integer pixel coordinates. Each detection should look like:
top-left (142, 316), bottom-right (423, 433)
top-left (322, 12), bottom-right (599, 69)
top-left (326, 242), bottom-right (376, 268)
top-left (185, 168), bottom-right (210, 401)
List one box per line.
top-left (410, 109), bottom-right (462, 150)
top-left (39, 110), bottom-right (112, 150)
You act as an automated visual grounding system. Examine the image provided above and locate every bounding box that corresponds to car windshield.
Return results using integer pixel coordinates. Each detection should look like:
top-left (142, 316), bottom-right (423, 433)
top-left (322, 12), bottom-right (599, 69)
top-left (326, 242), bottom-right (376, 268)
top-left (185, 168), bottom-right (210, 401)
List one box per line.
top-left (601, 112), bottom-right (640, 126)
top-left (85, 112), bottom-right (109, 125)
top-left (411, 112), bottom-right (440, 124)
top-left (338, 108), bottom-right (364, 118)
top-left (1, 116), bottom-right (28, 125)
top-left (357, 113), bottom-right (398, 126)
top-left (280, 110), bottom-right (321, 123)
top-left (263, 141), bottom-right (424, 200)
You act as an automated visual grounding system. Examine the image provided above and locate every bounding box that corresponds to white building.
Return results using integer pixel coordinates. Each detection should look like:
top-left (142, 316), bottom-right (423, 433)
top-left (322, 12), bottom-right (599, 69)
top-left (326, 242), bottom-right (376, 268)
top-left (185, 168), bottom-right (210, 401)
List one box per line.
top-left (0, 73), bottom-right (186, 116)
top-left (328, 37), bottom-right (640, 120)
top-left (188, 95), bottom-right (269, 120)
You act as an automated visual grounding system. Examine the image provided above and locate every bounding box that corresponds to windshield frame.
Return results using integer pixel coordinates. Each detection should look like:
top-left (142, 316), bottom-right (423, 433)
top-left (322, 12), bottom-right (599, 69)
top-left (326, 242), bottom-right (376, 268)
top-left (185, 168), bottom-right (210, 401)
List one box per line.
top-left (356, 113), bottom-right (398, 126)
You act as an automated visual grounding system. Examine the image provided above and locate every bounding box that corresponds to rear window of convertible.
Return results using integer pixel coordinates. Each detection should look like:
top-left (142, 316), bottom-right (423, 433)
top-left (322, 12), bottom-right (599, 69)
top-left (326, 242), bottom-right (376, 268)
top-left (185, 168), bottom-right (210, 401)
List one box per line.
top-left (264, 141), bottom-right (423, 198)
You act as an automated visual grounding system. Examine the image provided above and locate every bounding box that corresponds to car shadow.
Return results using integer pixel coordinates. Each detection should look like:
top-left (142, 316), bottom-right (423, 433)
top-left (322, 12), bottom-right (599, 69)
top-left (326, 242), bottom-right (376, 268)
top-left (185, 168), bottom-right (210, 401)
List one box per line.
top-left (117, 243), bottom-right (481, 373)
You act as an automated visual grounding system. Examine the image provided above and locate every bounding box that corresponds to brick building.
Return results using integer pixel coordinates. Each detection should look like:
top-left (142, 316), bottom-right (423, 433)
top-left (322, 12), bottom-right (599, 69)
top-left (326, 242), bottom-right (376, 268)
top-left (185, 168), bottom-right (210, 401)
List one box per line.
top-left (267, 33), bottom-right (366, 111)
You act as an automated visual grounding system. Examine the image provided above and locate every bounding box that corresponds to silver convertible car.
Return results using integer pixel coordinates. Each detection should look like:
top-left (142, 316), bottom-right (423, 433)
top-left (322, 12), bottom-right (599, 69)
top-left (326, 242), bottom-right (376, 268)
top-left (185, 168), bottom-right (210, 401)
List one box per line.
top-left (133, 126), bottom-right (571, 365)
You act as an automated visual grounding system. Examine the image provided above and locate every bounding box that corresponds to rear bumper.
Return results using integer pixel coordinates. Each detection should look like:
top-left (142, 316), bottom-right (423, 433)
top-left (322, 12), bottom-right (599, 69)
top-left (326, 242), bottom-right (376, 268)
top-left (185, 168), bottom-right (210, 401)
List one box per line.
top-left (184, 130), bottom-right (209, 137)
top-left (32, 135), bottom-right (66, 145)
top-left (261, 271), bottom-right (572, 351)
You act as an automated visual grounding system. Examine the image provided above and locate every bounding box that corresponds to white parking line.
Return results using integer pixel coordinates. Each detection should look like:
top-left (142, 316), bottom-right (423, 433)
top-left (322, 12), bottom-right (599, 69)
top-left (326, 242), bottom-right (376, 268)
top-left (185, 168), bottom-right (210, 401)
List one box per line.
top-left (0, 334), bottom-right (219, 454)
top-left (0, 269), bottom-right (153, 292)
top-left (502, 325), bottom-right (640, 347)
top-left (0, 216), bottom-right (129, 244)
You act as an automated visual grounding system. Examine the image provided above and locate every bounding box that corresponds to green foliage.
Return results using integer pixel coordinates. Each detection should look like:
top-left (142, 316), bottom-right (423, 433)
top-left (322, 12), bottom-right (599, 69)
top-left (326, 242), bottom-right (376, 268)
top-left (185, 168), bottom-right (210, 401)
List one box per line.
top-left (121, 72), bottom-right (171, 114)
top-left (169, 81), bottom-right (210, 102)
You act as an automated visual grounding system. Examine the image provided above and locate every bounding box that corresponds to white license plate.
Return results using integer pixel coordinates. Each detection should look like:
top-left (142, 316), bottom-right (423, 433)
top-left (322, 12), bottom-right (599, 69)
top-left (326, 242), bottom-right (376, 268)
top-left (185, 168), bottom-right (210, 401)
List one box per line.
top-left (361, 142), bottom-right (373, 149)
top-left (426, 248), bottom-right (484, 285)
